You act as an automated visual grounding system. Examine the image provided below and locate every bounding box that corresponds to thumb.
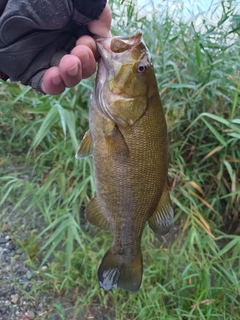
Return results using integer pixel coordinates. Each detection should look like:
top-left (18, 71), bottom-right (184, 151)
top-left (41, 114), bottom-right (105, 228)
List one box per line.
top-left (88, 3), bottom-right (112, 38)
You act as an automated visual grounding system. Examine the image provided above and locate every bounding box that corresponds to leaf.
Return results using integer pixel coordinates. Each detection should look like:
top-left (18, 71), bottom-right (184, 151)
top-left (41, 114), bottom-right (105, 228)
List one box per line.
top-left (202, 146), bottom-right (223, 161)
top-left (191, 206), bottom-right (215, 238)
top-left (189, 191), bottom-right (218, 214)
top-left (188, 112), bottom-right (240, 134)
top-left (164, 83), bottom-right (199, 89)
top-left (231, 119), bottom-right (240, 124)
top-left (56, 103), bottom-right (67, 138)
top-left (201, 118), bottom-right (227, 146)
top-left (227, 132), bottom-right (240, 139)
top-left (40, 220), bottom-right (67, 252)
top-left (64, 109), bottom-right (79, 150)
top-left (31, 104), bottom-right (59, 149)
top-left (223, 160), bottom-right (234, 182)
top-left (231, 79), bottom-right (240, 119)
top-left (218, 237), bottom-right (240, 256)
top-left (195, 41), bottom-right (201, 67)
top-left (187, 181), bottom-right (205, 195)
top-left (221, 190), bottom-right (240, 199)
top-left (38, 215), bottom-right (67, 238)
top-left (191, 299), bottom-right (215, 309)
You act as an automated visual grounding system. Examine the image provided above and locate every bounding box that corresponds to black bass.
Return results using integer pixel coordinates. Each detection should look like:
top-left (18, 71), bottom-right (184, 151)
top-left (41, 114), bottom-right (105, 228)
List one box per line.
top-left (77, 30), bottom-right (174, 292)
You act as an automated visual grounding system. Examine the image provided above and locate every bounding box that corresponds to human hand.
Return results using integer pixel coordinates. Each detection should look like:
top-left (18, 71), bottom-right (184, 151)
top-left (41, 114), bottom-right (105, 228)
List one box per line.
top-left (42, 4), bottom-right (112, 95)
top-left (0, 0), bottom-right (111, 94)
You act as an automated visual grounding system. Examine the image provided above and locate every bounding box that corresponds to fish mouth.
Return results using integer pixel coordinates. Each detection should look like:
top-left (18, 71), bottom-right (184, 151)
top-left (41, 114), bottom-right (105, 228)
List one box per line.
top-left (96, 38), bottom-right (120, 85)
top-left (96, 30), bottom-right (143, 60)
top-left (94, 30), bottom-right (149, 126)
top-left (115, 29), bottom-right (142, 45)
top-left (96, 30), bottom-right (144, 78)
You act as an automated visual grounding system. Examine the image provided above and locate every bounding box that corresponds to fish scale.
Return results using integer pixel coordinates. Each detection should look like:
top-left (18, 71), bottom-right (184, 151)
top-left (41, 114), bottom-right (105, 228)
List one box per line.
top-left (76, 30), bottom-right (174, 292)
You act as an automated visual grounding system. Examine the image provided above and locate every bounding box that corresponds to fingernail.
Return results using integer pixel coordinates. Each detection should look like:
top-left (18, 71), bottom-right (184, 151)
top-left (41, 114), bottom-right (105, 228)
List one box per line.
top-left (67, 64), bottom-right (79, 76)
top-left (52, 74), bottom-right (62, 86)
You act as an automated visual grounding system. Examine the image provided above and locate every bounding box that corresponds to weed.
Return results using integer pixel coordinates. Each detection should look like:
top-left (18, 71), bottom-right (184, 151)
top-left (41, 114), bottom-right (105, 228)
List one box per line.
top-left (0, 0), bottom-right (239, 319)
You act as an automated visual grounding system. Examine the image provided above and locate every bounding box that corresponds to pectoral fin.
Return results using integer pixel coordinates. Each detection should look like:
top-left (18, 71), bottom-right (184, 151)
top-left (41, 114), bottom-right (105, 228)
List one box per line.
top-left (103, 122), bottom-right (129, 158)
top-left (76, 130), bottom-right (92, 159)
top-left (86, 195), bottom-right (110, 231)
top-left (148, 184), bottom-right (174, 238)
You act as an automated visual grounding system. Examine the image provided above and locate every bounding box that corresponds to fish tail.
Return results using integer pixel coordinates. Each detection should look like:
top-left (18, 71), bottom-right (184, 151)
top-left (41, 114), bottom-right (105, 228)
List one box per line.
top-left (98, 247), bottom-right (143, 292)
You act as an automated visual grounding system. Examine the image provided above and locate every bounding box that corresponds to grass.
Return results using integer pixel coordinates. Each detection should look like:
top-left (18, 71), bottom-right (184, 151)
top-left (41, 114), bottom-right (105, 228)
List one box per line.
top-left (0, 0), bottom-right (240, 319)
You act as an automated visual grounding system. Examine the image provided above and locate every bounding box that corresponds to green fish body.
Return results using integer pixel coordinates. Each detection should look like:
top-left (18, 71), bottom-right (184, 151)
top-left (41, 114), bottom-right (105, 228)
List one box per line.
top-left (77, 30), bottom-right (173, 292)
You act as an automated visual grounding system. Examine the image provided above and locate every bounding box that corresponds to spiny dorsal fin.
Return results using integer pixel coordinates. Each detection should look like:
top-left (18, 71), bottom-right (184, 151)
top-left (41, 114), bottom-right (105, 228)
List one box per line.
top-left (75, 130), bottom-right (92, 159)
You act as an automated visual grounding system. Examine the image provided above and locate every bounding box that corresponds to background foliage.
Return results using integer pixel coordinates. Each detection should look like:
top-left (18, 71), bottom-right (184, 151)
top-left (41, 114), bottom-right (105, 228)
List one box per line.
top-left (0, 0), bottom-right (239, 319)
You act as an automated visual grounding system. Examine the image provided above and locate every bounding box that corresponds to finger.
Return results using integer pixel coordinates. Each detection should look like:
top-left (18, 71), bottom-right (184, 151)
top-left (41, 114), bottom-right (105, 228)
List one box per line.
top-left (41, 67), bottom-right (65, 95)
top-left (88, 4), bottom-right (112, 38)
top-left (71, 44), bottom-right (96, 79)
top-left (76, 36), bottom-right (99, 59)
top-left (58, 54), bottom-right (82, 88)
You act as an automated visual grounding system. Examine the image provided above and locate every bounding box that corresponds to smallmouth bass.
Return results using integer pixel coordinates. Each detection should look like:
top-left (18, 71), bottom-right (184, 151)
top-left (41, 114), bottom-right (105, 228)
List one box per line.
top-left (76, 30), bottom-right (174, 292)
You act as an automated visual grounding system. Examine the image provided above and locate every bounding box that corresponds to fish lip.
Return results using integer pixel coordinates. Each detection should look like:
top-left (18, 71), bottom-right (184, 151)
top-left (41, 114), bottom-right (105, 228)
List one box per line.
top-left (97, 29), bottom-right (142, 45)
top-left (96, 29), bottom-right (143, 61)
top-left (96, 38), bottom-right (116, 77)
top-left (96, 38), bottom-right (112, 62)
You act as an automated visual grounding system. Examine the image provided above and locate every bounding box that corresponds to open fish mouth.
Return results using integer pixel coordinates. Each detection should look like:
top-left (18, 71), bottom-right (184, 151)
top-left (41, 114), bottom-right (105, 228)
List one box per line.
top-left (113, 29), bottom-right (143, 46)
top-left (96, 29), bottom-right (144, 75)
top-left (94, 29), bottom-right (152, 126)
top-left (96, 29), bottom-right (142, 55)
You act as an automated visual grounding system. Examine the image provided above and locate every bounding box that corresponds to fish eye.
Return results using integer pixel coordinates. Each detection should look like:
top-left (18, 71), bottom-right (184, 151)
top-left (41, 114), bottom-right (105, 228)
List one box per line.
top-left (137, 63), bottom-right (147, 74)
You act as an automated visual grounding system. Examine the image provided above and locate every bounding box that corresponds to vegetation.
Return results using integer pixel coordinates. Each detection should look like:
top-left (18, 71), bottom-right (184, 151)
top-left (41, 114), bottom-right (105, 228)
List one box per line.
top-left (0, 0), bottom-right (239, 319)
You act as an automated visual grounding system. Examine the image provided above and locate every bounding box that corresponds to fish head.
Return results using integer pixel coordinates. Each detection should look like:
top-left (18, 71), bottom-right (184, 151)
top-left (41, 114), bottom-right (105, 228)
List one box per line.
top-left (95, 30), bottom-right (159, 126)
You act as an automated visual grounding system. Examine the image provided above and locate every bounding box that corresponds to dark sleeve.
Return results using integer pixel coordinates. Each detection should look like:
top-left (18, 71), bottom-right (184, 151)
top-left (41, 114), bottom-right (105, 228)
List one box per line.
top-left (0, 0), bottom-right (107, 92)
top-left (72, 0), bottom-right (107, 21)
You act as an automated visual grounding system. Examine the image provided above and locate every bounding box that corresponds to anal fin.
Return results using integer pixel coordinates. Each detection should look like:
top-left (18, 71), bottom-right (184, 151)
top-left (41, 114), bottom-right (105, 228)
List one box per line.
top-left (148, 183), bottom-right (174, 237)
top-left (86, 195), bottom-right (110, 231)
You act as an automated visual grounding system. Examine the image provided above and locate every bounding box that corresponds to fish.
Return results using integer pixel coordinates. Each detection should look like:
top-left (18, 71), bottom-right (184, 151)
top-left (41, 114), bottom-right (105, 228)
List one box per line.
top-left (76, 30), bottom-right (174, 292)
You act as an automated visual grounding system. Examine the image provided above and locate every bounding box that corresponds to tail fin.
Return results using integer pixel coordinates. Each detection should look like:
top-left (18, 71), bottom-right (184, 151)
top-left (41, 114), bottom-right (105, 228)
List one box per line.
top-left (98, 248), bottom-right (143, 292)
